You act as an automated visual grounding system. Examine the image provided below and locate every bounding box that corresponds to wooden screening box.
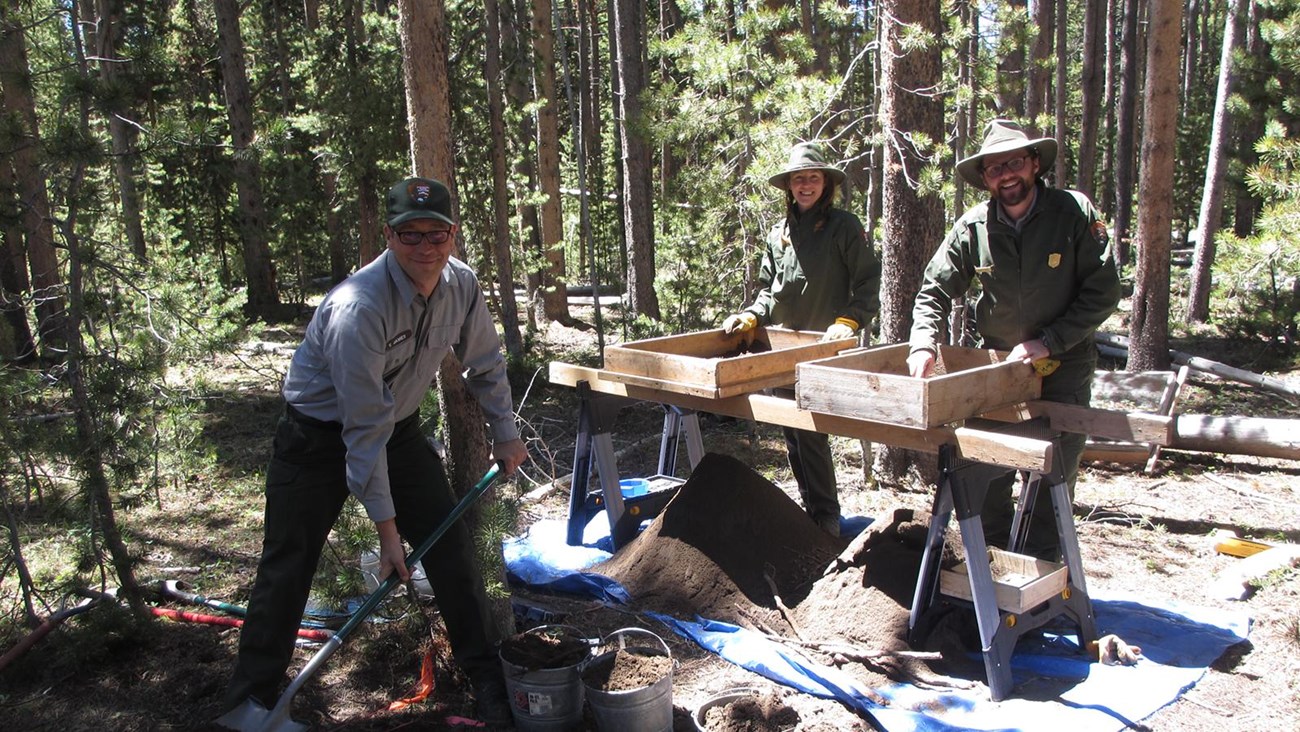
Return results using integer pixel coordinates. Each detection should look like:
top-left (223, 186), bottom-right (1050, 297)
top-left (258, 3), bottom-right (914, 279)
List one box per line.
top-left (939, 547), bottom-right (1068, 614)
top-left (795, 344), bottom-right (1041, 428)
top-left (601, 327), bottom-right (856, 399)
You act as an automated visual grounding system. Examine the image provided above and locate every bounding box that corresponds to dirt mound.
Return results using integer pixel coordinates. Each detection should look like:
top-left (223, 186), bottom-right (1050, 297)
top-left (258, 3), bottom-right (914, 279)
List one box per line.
top-left (591, 455), bottom-right (968, 690)
top-left (793, 513), bottom-right (929, 648)
top-left (593, 452), bottom-right (843, 627)
top-left (791, 514), bottom-right (955, 688)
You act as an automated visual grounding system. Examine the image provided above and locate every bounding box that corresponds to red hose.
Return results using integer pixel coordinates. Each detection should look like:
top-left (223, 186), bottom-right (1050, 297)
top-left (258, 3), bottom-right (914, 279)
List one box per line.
top-left (0, 599), bottom-right (99, 672)
top-left (150, 607), bottom-right (333, 641)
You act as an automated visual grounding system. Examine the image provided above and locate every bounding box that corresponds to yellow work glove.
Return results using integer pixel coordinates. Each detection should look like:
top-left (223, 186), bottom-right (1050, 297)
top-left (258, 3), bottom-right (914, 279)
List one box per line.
top-left (722, 312), bottom-right (758, 334)
top-left (1032, 357), bottom-right (1061, 377)
top-left (821, 318), bottom-right (858, 342)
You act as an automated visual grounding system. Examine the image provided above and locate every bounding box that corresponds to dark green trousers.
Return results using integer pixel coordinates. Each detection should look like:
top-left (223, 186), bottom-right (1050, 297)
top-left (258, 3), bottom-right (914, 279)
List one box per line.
top-left (981, 357), bottom-right (1093, 560)
top-left (782, 426), bottom-right (840, 535)
top-left (223, 407), bottom-right (499, 711)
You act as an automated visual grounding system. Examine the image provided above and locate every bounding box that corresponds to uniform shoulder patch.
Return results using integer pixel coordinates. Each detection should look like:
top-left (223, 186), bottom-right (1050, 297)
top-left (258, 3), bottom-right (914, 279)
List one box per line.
top-left (1090, 220), bottom-right (1110, 247)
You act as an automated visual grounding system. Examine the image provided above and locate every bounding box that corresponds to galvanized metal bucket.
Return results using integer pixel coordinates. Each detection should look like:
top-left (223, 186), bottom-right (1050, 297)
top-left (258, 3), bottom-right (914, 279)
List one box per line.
top-left (691, 687), bottom-right (763, 731)
top-left (582, 627), bottom-right (674, 732)
top-left (500, 625), bottom-right (592, 732)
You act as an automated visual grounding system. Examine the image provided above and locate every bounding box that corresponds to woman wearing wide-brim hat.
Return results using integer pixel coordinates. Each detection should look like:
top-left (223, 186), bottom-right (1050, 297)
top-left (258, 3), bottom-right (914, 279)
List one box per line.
top-left (721, 141), bottom-right (881, 537)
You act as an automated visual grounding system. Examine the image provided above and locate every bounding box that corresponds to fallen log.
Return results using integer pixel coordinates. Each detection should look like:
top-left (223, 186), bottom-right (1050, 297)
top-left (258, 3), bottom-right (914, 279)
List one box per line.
top-left (1171, 414), bottom-right (1300, 460)
top-left (1096, 332), bottom-right (1300, 399)
top-left (993, 403), bottom-right (1299, 460)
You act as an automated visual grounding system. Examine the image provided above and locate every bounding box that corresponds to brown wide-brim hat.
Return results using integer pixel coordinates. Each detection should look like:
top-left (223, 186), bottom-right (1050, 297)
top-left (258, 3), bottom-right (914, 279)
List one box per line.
top-left (767, 142), bottom-right (846, 190)
top-left (955, 119), bottom-right (1057, 188)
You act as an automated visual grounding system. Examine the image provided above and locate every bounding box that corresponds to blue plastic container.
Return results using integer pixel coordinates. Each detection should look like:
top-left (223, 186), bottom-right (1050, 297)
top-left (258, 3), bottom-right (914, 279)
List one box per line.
top-left (618, 478), bottom-right (649, 498)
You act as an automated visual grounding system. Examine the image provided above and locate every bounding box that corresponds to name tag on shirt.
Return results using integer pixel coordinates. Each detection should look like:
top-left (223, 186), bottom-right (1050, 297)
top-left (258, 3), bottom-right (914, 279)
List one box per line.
top-left (386, 330), bottom-right (412, 349)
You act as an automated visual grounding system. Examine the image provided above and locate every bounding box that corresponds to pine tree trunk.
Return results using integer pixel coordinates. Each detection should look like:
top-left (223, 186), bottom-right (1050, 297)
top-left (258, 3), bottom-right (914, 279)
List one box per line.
top-left (322, 170), bottom-right (349, 284)
top-left (63, 2), bottom-right (145, 615)
top-left (1053, 0), bottom-right (1068, 184)
top-left (485, 0), bottom-right (525, 361)
top-left (357, 168), bottom-right (380, 266)
top-left (1026, 0), bottom-right (1053, 129)
top-left (399, 0), bottom-right (453, 197)
top-left (1131, 0), bottom-right (1183, 372)
top-left (581, 0), bottom-right (607, 277)
top-left (214, 0), bottom-right (280, 321)
top-left (398, 0), bottom-right (510, 640)
top-left (875, 0), bottom-right (944, 484)
top-left (92, 0), bottom-right (147, 263)
top-left (533, 0), bottom-right (572, 323)
top-left (502, 0), bottom-right (544, 329)
top-left (1188, 0), bottom-right (1244, 323)
top-left (0, 0), bottom-right (66, 357)
top-left (0, 201), bottom-right (37, 361)
top-left (1231, 1), bottom-right (1264, 239)
top-left (997, 0), bottom-right (1027, 116)
top-left (303, 0), bottom-right (319, 31)
top-left (1076, 0), bottom-right (1106, 196)
top-left (1182, 0), bottom-right (1200, 102)
top-left (612, 0), bottom-right (659, 319)
top-left (1113, 0), bottom-right (1141, 269)
top-left (954, 0), bottom-right (977, 213)
top-left (1099, 0), bottom-right (1118, 214)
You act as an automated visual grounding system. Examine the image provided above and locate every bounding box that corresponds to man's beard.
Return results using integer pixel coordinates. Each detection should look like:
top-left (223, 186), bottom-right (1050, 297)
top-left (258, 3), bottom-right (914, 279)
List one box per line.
top-left (995, 177), bottom-right (1032, 208)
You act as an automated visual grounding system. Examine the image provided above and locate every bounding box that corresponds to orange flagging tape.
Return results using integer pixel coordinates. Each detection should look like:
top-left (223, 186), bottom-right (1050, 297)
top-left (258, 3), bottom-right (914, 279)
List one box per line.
top-left (387, 650), bottom-right (436, 711)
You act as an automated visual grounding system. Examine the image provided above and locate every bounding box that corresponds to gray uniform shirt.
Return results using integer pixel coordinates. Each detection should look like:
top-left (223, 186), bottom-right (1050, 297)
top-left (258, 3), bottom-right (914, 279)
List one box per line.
top-left (282, 250), bottom-right (519, 522)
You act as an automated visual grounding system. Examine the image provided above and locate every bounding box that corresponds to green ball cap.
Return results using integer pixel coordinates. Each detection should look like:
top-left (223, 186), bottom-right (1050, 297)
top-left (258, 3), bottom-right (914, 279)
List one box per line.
top-left (387, 177), bottom-right (456, 227)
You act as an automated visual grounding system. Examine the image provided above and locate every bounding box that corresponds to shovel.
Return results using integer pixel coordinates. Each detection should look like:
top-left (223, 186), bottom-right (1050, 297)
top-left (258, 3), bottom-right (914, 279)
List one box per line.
top-left (217, 462), bottom-right (504, 732)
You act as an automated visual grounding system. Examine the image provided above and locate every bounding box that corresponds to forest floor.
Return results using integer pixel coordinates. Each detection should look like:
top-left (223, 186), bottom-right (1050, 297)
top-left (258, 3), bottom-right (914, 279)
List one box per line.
top-left (1, 301), bottom-right (1298, 732)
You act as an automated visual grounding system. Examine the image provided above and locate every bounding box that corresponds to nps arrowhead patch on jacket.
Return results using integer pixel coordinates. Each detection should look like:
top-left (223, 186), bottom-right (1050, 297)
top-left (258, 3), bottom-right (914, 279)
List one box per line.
top-left (1090, 220), bottom-right (1110, 247)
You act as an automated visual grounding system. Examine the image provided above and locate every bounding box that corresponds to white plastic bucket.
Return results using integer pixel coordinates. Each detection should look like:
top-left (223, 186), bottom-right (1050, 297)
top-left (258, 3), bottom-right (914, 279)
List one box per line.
top-left (359, 549), bottom-right (433, 597)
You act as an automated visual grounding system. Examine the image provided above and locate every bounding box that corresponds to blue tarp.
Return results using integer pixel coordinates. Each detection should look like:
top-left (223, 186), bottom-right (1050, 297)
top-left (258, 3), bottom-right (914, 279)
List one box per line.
top-left (503, 519), bottom-right (1250, 732)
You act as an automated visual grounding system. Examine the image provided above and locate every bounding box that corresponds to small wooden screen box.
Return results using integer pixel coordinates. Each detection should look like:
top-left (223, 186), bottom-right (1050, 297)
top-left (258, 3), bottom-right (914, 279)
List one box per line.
top-left (939, 547), bottom-right (1068, 614)
top-left (795, 343), bottom-right (1041, 428)
top-left (601, 327), bottom-right (856, 399)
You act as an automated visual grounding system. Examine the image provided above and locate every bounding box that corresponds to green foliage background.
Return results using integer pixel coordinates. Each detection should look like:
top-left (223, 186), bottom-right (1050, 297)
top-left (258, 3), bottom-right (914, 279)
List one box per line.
top-left (1, 0), bottom-right (1298, 633)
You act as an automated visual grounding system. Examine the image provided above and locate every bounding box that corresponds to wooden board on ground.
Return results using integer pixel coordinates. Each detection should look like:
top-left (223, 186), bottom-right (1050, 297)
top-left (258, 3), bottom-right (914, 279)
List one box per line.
top-left (601, 327), bottom-right (854, 398)
top-left (796, 344), bottom-right (1041, 428)
top-left (1083, 367), bottom-right (1189, 471)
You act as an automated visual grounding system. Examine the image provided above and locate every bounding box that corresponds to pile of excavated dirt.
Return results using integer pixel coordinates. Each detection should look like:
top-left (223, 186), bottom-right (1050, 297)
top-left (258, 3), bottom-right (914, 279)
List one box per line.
top-left (592, 452), bottom-right (844, 630)
top-left (792, 513), bottom-right (972, 689)
top-left (594, 453), bottom-right (965, 690)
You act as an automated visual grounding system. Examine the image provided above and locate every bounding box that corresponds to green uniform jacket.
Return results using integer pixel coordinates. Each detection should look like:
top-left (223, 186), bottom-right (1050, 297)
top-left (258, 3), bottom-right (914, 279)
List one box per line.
top-left (744, 206), bottom-right (881, 333)
top-left (909, 183), bottom-right (1120, 370)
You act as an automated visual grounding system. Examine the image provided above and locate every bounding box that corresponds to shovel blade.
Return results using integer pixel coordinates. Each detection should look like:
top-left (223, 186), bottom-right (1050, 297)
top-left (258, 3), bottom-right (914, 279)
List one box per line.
top-left (215, 697), bottom-right (307, 732)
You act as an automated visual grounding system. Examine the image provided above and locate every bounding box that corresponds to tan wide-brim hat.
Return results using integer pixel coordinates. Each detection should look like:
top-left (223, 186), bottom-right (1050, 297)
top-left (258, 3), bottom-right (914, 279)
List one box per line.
top-left (955, 119), bottom-right (1057, 188)
top-left (767, 142), bottom-right (846, 189)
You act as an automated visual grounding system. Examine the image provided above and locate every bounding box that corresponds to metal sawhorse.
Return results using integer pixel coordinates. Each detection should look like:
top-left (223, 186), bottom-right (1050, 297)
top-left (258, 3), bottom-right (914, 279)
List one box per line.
top-left (565, 381), bottom-right (705, 549)
top-left (908, 423), bottom-right (1097, 700)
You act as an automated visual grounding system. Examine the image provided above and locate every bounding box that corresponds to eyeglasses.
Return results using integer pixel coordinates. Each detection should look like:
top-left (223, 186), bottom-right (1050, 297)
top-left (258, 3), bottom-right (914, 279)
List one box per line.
top-left (981, 154), bottom-right (1032, 180)
top-left (395, 229), bottom-right (453, 246)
